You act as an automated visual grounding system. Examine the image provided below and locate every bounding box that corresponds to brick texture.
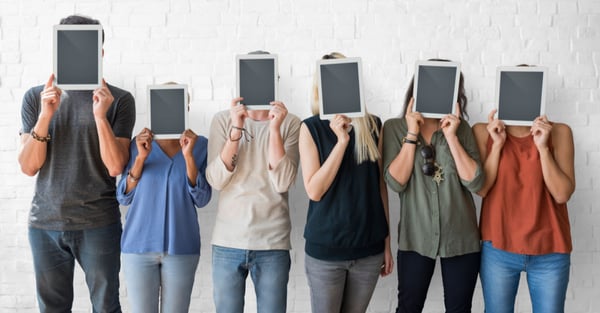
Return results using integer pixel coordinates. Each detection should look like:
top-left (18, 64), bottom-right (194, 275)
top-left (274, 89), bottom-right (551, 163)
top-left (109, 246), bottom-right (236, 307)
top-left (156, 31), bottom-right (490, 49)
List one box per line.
top-left (1, 0), bottom-right (599, 312)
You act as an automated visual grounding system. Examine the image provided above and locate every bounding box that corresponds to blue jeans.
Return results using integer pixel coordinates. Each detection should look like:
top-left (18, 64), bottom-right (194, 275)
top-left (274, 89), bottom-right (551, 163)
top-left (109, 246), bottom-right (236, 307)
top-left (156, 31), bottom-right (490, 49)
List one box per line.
top-left (480, 241), bottom-right (570, 313)
top-left (212, 245), bottom-right (290, 313)
top-left (305, 253), bottom-right (384, 313)
top-left (122, 253), bottom-right (199, 313)
top-left (28, 224), bottom-right (122, 313)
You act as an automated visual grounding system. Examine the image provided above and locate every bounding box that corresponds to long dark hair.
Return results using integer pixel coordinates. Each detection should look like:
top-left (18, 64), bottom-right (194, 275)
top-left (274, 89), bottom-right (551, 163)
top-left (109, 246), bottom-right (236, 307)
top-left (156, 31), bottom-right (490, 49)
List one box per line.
top-left (402, 58), bottom-right (469, 120)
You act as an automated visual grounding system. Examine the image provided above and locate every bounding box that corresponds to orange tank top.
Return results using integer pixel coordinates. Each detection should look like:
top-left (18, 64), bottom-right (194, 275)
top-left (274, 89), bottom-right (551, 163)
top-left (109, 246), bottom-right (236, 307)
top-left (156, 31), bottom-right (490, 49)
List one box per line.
top-left (480, 133), bottom-right (572, 255)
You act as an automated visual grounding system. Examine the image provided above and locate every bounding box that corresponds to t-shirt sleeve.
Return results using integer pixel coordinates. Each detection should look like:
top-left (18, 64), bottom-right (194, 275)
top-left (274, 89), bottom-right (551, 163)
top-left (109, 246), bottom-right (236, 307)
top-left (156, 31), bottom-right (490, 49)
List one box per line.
top-left (112, 92), bottom-right (136, 139)
top-left (20, 86), bottom-right (42, 135)
top-left (382, 118), bottom-right (408, 193)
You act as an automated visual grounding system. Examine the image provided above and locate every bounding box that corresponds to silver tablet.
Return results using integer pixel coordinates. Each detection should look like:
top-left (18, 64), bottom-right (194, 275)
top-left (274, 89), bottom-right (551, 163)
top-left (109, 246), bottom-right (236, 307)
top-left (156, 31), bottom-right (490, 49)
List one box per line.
top-left (495, 66), bottom-right (547, 126)
top-left (413, 60), bottom-right (461, 118)
top-left (236, 54), bottom-right (278, 110)
top-left (53, 24), bottom-right (103, 90)
top-left (148, 84), bottom-right (189, 140)
top-left (317, 57), bottom-right (366, 120)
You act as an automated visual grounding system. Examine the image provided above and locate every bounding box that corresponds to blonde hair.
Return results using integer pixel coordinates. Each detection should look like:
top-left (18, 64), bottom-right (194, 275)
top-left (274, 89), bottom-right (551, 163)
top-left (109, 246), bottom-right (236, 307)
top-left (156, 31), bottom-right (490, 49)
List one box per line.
top-left (312, 52), bottom-right (380, 164)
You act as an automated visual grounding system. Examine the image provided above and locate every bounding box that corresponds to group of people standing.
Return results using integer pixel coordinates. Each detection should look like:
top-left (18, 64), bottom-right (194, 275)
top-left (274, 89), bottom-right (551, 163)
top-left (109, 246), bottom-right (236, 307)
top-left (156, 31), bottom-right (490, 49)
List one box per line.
top-left (18, 15), bottom-right (575, 313)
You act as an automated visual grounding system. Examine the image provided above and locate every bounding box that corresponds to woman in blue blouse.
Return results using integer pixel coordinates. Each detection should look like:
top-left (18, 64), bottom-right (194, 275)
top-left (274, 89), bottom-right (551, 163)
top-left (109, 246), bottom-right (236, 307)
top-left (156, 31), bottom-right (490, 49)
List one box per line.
top-left (117, 127), bottom-right (211, 313)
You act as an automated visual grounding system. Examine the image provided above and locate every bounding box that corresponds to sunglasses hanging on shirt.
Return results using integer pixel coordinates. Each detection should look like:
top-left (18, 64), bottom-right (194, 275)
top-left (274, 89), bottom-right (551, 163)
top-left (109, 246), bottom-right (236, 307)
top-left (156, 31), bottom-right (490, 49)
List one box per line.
top-left (420, 144), bottom-right (444, 185)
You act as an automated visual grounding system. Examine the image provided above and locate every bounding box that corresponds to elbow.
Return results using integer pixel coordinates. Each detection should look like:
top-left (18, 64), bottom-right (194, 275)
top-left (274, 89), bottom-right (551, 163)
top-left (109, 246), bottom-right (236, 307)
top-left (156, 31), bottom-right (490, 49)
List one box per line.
top-left (108, 168), bottom-right (123, 177)
top-left (306, 189), bottom-right (323, 202)
top-left (553, 192), bottom-right (573, 205)
top-left (20, 165), bottom-right (39, 177)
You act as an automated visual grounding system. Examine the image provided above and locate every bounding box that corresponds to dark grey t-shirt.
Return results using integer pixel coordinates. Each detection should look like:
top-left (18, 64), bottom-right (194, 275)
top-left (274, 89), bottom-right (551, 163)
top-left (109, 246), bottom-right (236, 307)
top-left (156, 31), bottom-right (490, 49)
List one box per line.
top-left (21, 84), bottom-right (135, 231)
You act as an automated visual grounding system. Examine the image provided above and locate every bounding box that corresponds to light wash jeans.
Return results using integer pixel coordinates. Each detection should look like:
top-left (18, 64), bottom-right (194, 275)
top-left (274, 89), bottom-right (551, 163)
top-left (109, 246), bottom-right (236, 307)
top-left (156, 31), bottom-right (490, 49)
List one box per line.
top-left (305, 253), bottom-right (384, 313)
top-left (28, 223), bottom-right (122, 313)
top-left (480, 241), bottom-right (570, 313)
top-left (122, 253), bottom-right (199, 313)
top-left (212, 245), bottom-right (291, 313)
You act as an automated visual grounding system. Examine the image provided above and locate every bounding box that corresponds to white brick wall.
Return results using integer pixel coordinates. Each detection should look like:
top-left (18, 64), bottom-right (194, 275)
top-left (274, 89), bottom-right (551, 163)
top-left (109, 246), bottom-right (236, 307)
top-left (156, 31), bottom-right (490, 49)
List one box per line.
top-left (1, 0), bottom-right (598, 312)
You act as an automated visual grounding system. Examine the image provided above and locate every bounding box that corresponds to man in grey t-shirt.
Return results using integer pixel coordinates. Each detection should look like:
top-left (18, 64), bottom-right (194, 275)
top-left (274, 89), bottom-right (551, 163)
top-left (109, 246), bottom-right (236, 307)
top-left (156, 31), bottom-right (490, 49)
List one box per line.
top-left (18, 15), bottom-right (135, 313)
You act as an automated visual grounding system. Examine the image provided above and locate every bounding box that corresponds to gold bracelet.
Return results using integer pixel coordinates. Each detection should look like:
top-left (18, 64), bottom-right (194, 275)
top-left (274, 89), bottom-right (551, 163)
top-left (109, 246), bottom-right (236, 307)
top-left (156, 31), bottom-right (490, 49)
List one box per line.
top-left (31, 130), bottom-right (51, 142)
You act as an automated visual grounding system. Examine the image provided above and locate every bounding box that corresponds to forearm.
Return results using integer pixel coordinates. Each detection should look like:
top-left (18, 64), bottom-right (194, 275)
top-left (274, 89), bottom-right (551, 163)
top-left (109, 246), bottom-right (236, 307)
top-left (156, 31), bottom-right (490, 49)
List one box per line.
top-left (219, 128), bottom-right (241, 172)
top-left (124, 155), bottom-right (146, 194)
top-left (305, 141), bottom-right (347, 201)
top-left (387, 144), bottom-right (416, 186)
top-left (539, 147), bottom-right (575, 203)
top-left (95, 117), bottom-right (129, 176)
top-left (18, 115), bottom-right (53, 176)
top-left (268, 127), bottom-right (285, 169)
top-left (446, 136), bottom-right (478, 181)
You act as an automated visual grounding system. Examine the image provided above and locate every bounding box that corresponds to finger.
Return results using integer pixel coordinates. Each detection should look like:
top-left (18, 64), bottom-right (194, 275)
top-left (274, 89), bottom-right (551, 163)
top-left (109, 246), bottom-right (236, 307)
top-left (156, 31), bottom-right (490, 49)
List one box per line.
top-left (407, 97), bottom-right (414, 115)
top-left (231, 97), bottom-right (244, 106)
top-left (45, 74), bottom-right (55, 89)
top-left (455, 102), bottom-right (461, 118)
top-left (488, 109), bottom-right (497, 124)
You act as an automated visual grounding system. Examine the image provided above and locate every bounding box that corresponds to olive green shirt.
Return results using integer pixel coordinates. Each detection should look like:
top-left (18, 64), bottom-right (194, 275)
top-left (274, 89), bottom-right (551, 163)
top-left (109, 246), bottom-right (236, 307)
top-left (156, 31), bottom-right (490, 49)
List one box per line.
top-left (382, 117), bottom-right (483, 259)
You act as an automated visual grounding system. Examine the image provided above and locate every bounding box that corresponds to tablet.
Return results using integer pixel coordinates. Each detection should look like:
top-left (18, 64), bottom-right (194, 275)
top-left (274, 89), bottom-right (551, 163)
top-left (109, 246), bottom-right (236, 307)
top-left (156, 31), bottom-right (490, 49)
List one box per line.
top-left (317, 57), bottom-right (366, 119)
top-left (413, 61), bottom-right (461, 118)
top-left (53, 24), bottom-right (103, 90)
top-left (495, 66), bottom-right (547, 126)
top-left (148, 84), bottom-right (189, 139)
top-left (236, 54), bottom-right (278, 110)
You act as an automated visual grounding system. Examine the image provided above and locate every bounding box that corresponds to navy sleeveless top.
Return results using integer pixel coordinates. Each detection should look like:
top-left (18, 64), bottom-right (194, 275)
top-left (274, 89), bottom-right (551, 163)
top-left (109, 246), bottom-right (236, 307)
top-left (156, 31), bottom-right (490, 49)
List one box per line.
top-left (303, 115), bottom-right (388, 261)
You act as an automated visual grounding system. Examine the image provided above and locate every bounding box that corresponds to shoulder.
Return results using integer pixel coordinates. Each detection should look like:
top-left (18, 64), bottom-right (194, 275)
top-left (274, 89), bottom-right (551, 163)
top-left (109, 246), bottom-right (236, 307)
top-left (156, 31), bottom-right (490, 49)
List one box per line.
top-left (471, 123), bottom-right (489, 139)
top-left (551, 122), bottom-right (573, 144)
top-left (107, 84), bottom-right (133, 101)
top-left (383, 117), bottom-right (405, 131)
top-left (302, 115), bottom-right (323, 129)
top-left (23, 85), bottom-right (44, 102)
top-left (284, 112), bottom-right (301, 127)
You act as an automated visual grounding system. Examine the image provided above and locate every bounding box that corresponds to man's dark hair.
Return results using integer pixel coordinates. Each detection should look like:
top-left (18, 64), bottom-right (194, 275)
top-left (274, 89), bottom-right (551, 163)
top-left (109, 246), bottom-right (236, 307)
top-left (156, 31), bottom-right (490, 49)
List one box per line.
top-left (60, 15), bottom-right (105, 44)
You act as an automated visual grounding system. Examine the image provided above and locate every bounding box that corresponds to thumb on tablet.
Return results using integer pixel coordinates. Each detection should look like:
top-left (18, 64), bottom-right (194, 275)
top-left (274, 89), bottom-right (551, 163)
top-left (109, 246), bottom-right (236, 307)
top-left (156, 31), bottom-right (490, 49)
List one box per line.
top-left (102, 78), bottom-right (108, 88)
top-left (487, 109), bottom-right (497, 123)
top-left (407, 97), bottom-right (415, 114)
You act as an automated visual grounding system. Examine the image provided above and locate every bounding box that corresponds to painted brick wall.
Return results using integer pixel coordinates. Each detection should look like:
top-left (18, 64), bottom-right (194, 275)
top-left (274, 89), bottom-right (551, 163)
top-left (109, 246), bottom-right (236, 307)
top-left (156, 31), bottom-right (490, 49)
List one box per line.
top-left (1, 0), bottom-right (598, 312)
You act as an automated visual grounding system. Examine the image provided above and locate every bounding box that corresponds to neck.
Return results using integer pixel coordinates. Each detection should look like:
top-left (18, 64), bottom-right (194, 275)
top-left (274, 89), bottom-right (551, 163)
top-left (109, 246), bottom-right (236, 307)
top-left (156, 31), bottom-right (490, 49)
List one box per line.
top-left (247, 110), bottom-right (270, 121)
top-left (506, 125), bottom-right (531, 137)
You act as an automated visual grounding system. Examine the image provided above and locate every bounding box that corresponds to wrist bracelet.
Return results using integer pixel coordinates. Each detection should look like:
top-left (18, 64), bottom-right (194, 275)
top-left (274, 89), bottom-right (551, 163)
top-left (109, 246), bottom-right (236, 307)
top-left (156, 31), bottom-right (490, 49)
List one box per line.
top-left (229, 126), bottom-right (244, 142)
top-left (407, 131), bottom-right (418, 137)
top-left (402, 137), bottom-right (420, 145)
top-left (128, 171), bottom-right (140, 183)
top-left (31, 130), bottom-right (51, 143)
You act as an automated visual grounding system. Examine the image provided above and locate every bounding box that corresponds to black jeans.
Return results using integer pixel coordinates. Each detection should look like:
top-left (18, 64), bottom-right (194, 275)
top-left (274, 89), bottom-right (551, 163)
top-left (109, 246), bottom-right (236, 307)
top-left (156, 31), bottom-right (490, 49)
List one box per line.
top-left (395, 250), bottom-right (480, 313)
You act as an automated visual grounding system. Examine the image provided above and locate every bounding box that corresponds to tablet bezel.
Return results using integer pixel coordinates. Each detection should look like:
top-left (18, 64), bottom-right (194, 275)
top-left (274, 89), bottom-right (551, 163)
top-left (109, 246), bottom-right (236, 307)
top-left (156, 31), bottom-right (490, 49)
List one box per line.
top-left (235, 54), bottom-right (278, 110)
top-left (495, 66), bottom-right (547, 126)
top-left (147, 84), bottom-right (189, 140)
top-left (413, 60), bottom-right (461, 118)
top-left (317, 57), bottom-right (366, 120)
top-left (53, 24), bottom-right (103, 90)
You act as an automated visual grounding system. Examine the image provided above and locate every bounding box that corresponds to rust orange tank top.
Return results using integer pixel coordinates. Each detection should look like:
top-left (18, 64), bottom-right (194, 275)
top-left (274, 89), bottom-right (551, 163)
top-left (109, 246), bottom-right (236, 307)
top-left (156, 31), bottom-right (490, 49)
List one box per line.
top-left (480, 133), bottom-right (572, 255)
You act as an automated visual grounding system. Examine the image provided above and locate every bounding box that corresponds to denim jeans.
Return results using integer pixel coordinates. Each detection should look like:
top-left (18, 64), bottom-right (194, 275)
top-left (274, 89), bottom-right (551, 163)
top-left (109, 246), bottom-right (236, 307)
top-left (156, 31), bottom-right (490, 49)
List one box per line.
top-left (122, 253), bottom-right (200, 313)
top-left (480, 241), bottom-right (570, 313)
top-left (28, 223), bottom-right (122, 313)
top-left (305, 253), bottom-right (384, 313)
top-left (212, 245), bottom-right (290, 313)
top-left (395, 250), bottom-right (480, 313)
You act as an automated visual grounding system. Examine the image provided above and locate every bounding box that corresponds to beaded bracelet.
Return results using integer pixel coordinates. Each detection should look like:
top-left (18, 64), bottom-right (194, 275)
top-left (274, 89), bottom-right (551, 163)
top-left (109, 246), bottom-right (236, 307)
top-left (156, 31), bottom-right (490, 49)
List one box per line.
top-left (30, 130), bottom-right (51, 143)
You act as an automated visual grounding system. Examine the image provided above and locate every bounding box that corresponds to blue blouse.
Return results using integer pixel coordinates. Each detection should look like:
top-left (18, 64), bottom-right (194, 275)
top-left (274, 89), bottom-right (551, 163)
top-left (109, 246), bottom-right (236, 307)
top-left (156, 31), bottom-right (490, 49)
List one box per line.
top-left (117, 137), bottom-right (212, 255)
